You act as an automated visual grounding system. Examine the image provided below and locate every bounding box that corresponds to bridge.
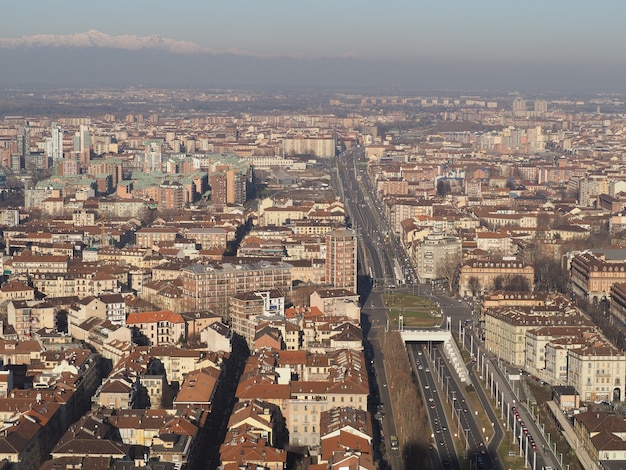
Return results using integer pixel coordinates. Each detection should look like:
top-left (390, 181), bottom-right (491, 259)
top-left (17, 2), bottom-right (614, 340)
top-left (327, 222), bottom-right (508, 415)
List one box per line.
top-left (401, 328), bottom-right (469, 383)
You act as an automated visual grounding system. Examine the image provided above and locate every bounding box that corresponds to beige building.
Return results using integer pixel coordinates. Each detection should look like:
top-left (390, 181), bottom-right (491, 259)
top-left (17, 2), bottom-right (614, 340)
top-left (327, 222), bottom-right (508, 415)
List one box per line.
top-left (475, 231), bottom-right (514, 256)
top-left (525, 326), bottom-right (596, 378)
top-left (0, 281), bottom-right (35, 303)
top-left (459, 256), bottom-right (534, 298)
top-left (415, 233), bottom-right (462, 283)
top-left (325, 229), bottom-right (357, 293)
top-left (11, 252), bottom-right (69, 274)
top-left (570, 252), bottom-right (626, 304)
top-left (125, 310), bottom-right (187, 346)
top-left (484, 305), bottom-right (590, 367)
top-left (568, 340), bottom-right (626, 402)
top-left (310, 289), bottom-right (360, 323)
top-left (7, 300), bottom-right (56, 339)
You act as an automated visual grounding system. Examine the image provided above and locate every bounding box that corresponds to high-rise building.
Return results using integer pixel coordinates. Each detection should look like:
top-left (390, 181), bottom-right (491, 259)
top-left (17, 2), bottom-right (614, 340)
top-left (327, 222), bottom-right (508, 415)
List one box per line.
top-left (73, 124), bottom-right (90, 164)
top-left (512, 97), bottom-right (526, 117)
top-left (325, 228), bottom-right (358, 293)
top-left (17, 125), bottom-right (30, 160)
top-left (47, 122), bottom-right (64, 161)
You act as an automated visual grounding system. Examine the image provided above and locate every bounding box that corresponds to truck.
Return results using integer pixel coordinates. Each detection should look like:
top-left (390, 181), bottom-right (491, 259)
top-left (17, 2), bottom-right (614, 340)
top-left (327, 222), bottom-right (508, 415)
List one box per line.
top-left (390, 435), bottom-right (399, 450)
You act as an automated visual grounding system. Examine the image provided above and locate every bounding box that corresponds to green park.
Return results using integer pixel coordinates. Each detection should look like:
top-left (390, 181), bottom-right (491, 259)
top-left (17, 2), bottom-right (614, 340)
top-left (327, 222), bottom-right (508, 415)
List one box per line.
top-left (382, 292), bottom-right (442, 328)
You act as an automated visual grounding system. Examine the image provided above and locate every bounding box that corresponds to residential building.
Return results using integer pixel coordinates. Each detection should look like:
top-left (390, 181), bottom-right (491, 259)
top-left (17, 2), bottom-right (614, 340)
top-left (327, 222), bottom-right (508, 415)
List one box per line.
top-left (125, 310), bottom-right (186, 346)
top-left (325, 229), bottom-right (357, 293)
top-left (415, 233), bottom-right (462, 283)
top-left (458, 256), bottom-right (534, 298)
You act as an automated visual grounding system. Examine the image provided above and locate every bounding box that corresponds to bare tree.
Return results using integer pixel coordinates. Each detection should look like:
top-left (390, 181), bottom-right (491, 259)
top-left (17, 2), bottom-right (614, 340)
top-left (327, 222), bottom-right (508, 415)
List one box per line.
top-left (467, 276), bottom-right (481, 298)
top-left (437, 252), bottom-right (462, 293)
top-left (382, 331), bottom-right (432, 469)
top-left (492, 274), bottom-right (531, 292)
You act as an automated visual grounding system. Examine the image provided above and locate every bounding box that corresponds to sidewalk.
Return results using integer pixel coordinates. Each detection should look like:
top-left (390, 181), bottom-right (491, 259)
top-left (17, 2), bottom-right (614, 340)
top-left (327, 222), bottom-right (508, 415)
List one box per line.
top-left (545, 401), bottom-right (600, 470)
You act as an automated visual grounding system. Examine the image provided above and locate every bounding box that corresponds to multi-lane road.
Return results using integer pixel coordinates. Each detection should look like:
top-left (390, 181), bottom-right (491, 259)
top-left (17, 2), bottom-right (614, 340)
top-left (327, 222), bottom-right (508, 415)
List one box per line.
top-left (334, 149), bottom-right (490, 469)
top-left (333, 149), bottom-right (524, 470)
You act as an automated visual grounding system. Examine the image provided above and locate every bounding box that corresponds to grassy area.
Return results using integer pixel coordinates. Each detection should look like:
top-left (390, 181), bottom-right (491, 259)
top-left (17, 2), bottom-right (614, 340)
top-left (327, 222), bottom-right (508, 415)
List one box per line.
top-left (382, 293), bottom-right (441, 328)
top-left (498, 431), bottom-right (527, 470)
top-left (464, 383), bottom-right (494, 443)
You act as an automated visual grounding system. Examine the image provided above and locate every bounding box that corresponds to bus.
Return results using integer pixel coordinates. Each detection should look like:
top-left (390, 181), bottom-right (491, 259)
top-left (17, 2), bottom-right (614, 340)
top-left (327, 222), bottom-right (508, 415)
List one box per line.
top-left (390, 435), bottom-right (399, 450)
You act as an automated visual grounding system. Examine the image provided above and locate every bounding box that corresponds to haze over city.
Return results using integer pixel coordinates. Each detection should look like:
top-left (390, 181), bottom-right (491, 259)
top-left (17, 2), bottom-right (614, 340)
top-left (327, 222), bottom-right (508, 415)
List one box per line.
top-left (4, 3), bottom-right (626, 470)
top-left (3, 0), bottom-right (626, 93)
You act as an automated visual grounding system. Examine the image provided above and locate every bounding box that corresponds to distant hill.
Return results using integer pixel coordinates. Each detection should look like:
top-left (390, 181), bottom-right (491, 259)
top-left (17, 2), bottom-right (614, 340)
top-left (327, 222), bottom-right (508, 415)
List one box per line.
top-left (1, 30), bottom-right (625, 93)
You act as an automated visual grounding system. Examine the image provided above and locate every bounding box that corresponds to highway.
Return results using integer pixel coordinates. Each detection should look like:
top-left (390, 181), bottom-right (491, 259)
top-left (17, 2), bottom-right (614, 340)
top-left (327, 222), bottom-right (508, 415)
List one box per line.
top-left (333, 148), bottom-right (403, 469)
top-left (461, 324), bottom-right (562, 470)
top-left (334, 148), bottom-right (504, 470)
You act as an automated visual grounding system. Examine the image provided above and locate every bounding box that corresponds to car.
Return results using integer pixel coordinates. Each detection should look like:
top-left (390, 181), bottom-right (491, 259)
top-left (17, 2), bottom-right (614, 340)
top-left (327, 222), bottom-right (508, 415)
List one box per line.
top-left (442, 458), bottom-right (451, 466)
top-left (439, 440), bottom-right (445, 446)
top-left (424, 384), bottom-right (430, 389)
top-left (463, 408), bottom-right (468, 413)
top-left (430, 403), bottom-right (436, 409)
top-left (442, 426), bottom-right (447, 431)
top-left (418, 365), bottom-right (423, 370)
top-left (432, 388), bottom-right (437, 393)
top-left (425, 368), bottom-right (430, 373)
top-left (436, 428), bottom-right (441, 433)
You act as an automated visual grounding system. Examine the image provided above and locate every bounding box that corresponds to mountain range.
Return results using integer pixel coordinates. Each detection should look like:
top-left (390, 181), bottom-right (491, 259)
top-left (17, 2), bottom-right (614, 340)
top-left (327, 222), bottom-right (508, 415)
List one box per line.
top-left (1, 31), bottom-right (626, 94)
top-left (0, 29), bottom-right (231, 55)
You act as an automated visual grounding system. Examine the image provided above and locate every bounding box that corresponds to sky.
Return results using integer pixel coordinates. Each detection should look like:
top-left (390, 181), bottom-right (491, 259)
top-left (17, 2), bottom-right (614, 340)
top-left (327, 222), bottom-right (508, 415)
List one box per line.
top-left (3, 0), bottom-right (624, 62)
top-left (2, 1), bottom-right (626, 93)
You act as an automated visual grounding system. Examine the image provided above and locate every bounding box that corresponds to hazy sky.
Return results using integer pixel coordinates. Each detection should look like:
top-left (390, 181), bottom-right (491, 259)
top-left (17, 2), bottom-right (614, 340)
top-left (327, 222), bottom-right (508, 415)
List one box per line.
top-left (3, 0), bottom-right (624, 62)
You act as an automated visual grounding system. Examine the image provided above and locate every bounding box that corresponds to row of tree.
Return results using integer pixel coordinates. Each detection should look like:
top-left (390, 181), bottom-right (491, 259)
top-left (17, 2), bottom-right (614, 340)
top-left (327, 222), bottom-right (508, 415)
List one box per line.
top-left (382, 331), bottom-right (432, 470)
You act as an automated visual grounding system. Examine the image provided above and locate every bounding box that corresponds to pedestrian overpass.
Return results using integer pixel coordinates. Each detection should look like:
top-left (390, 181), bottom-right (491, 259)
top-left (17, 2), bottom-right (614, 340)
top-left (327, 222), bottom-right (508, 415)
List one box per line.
top-left (401, 328), bottom-right (469, 383)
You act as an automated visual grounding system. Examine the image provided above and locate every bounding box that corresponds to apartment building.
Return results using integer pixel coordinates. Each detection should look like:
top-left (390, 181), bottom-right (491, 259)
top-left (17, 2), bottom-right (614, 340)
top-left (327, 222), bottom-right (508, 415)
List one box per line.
top-left (568, 340), bottom-right (626, 402)
top-left (135, 228), bottom-right (179, 248)
top-left (325, 229), bottom-right (357, 293)
top-left (125, 310), bottom-right (186, 346)
top-left (11, 252), bottom-right (69, 274)
top-left (570, 251), bottom-right (626, 303)
top-left (484, 305), bottom-right (590, 367)
top-left (181, 261), bottom-right (292, 313)
top-left (230, 290), bottom-right (285, 346)
top-left (0, 280), bottom-right (35, 303)
top-left (236, 348), bottom-right (368, 448)
top-left (415, 233), bottom-right (462, 283)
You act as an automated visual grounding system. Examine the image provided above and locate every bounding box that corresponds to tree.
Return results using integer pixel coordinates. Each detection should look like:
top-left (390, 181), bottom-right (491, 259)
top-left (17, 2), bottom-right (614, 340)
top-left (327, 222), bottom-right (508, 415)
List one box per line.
top-left (382, 331), bottom-right (433, 469)
top-left (492, 275), bottom-right (506, 291)
top-left (436, 179), bottom-right (452, 197)
top-left (467, 276), bottom-right (482, 298)
top-left (492, 274), bottom-right (531, 292)
top-left (438, 252), bottom-right (462, 293)
top-left (506, 274), bottom-right (531, 292)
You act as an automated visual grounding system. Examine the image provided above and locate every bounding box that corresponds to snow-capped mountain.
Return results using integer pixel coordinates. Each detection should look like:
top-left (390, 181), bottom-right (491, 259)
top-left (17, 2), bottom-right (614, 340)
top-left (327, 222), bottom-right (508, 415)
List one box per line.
top-left (0, 29), bottom-right (223, 54)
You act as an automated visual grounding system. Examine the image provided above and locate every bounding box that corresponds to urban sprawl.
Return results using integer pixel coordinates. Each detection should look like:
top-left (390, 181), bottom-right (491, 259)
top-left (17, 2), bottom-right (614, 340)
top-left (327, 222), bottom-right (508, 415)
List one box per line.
top-left (0, 90), bottom-right (624, 469)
